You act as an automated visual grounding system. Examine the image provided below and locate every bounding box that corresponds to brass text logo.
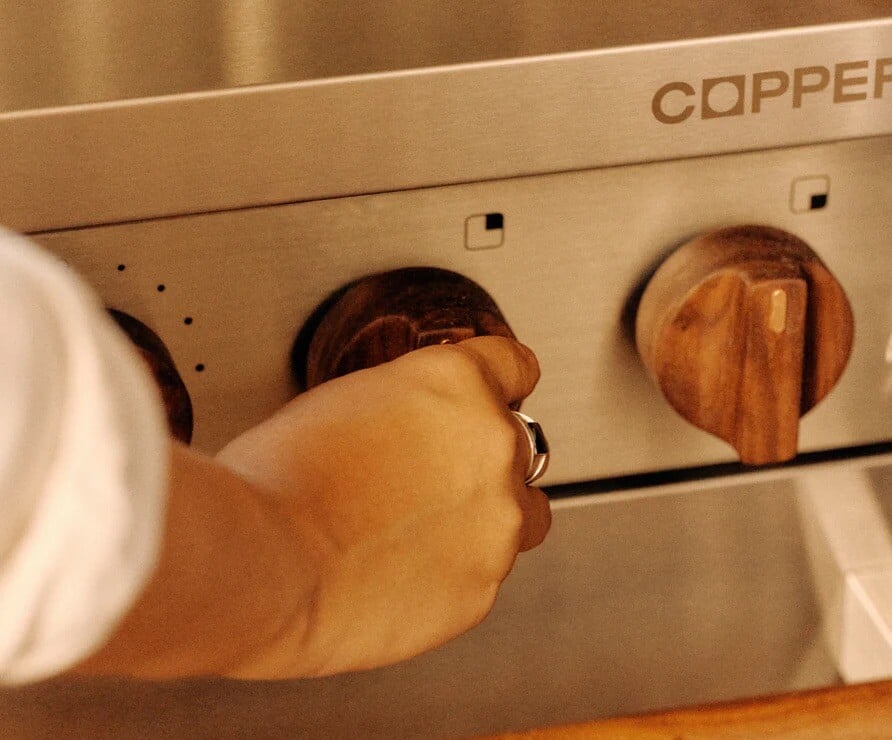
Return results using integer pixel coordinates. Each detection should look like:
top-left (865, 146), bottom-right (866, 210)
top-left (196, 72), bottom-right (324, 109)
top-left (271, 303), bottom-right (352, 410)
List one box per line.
top-left (652, 58), bottom-right (892, 123)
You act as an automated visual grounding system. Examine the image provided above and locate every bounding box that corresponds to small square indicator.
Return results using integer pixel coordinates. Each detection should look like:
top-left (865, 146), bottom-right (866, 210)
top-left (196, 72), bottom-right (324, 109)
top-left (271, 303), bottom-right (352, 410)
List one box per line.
top-left (790, 175), bottom-right (830, 213)
top-left (465, 212), bottom-right (505, 250)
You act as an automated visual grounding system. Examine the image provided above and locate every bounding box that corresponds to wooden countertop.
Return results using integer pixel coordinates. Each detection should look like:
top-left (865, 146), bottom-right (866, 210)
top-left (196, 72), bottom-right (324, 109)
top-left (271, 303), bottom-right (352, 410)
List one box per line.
top-left (486, 679), bottom-right (892, 739)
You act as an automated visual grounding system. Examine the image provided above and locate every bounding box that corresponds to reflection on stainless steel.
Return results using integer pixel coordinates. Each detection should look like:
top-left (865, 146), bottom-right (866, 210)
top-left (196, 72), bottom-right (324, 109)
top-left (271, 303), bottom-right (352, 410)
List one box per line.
top-left (1, 2), bottom-right (890, 736)
top-left (0, 0), bottom-right (888, 112)
top-left (3, 462), bottom-right (879, 737)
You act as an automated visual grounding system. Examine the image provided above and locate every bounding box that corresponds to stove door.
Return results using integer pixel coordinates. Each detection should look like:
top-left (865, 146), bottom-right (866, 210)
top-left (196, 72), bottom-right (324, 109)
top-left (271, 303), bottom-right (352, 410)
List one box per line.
top-left (2, 457), bottom-right (890, 738)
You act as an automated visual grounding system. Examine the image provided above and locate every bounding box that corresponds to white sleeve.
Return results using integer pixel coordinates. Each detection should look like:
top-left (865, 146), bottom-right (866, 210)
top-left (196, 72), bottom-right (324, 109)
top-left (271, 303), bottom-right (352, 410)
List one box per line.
top-left (0, 227), bottom-right (168, 684)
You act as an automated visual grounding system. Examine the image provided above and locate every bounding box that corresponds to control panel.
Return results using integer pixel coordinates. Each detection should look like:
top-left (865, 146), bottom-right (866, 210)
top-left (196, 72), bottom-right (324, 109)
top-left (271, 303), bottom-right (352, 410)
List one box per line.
top-left (35, 135), bottom-right (892, 485)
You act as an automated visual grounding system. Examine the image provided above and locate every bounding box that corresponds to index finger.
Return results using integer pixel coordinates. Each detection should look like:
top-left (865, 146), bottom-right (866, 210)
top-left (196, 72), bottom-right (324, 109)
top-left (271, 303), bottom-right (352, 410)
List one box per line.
top-left (454, 336), bottom-right (541, 406)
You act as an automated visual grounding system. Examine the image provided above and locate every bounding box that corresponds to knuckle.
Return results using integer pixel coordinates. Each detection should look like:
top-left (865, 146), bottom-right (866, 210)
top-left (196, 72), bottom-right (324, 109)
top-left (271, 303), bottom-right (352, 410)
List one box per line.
top-left (486, 498), bottom-right (524, 563)
top-left (439, 345), bottom-right (487, 387)
top-left (468, 583), bottom-right (500, 628)
top-left (452, 573), bottom-right (501, 633)
top-left (467, 499), bottom-right (522, 584)
top-left (498, 501), bottom-right (524, 544)
top-left (408, 344), bottom-right (484, 395)
top-left (523, 345), bottom-right (542, 387)
top-left (492, 414), bottom-right (521, 461)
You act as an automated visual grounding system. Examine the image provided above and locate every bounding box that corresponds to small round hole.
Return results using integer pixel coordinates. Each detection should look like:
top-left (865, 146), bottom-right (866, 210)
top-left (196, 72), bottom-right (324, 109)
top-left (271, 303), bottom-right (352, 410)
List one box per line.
top-left (195, 363), bottom-right (205, 372)
top-left (183, 317), bottom-right (193, 325)
top-left (156, 284), bottom-right (166, 292)
top-left (117, 264), bottom-right (126, 272)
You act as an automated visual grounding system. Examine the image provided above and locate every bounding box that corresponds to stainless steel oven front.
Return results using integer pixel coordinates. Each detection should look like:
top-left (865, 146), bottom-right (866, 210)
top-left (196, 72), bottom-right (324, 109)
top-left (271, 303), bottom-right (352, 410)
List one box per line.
top-left (1, 2), bottom-right (891, 736)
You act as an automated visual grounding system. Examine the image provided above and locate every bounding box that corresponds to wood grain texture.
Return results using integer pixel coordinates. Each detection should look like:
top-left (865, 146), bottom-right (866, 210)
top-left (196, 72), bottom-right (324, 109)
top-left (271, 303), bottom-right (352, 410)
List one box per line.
top-left (635, 226), bottom-right (854, 466)
top-left (300, 267), bottom-right (515, 388)
top-left (109, 309), bottom-right (194, 443)
top-left (485, 679), bottom-right (892, 739)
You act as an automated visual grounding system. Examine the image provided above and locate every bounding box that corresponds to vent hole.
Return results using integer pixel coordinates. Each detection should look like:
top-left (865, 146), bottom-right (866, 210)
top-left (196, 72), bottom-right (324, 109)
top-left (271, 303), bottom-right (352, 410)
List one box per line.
top-left (183, 317), bottom-right (193, 325)
top-left (156, 284), bottom-right (166, 292)
top-left (117, 264), bottom-right (126, 272)
top-left (195, 363), bottom-right (205, 372)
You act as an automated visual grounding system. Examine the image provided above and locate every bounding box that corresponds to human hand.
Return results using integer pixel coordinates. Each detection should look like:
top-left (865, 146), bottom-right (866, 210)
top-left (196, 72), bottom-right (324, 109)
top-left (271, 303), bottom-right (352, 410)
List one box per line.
top-left (215, 336), bottom-right (551, 678)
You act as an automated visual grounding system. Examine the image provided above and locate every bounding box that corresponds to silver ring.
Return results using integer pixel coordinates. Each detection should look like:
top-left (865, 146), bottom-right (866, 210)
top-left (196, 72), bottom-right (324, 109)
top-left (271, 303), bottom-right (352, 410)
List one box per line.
top-left (510, 411), bottom-right (550, 485)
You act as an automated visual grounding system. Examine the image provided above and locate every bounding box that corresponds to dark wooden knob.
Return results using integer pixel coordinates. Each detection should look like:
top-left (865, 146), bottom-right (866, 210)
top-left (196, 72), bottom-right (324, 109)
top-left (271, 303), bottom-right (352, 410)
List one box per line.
top-left (109, 309), bottom-right (194, 444)
top-left (635, 225), bottom-right (854, 466)
top-left (298, 267), bottom-right (515, 389)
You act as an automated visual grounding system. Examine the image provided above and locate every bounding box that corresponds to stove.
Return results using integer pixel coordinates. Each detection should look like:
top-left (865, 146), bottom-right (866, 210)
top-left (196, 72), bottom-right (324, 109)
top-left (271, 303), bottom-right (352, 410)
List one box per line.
top-left (1, 2), bottom-right (890, 736)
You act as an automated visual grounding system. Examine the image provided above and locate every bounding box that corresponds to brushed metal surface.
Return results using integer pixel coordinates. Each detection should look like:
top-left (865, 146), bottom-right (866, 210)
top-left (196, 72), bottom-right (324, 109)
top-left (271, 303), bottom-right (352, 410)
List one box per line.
top-left (35, 135), bottom-right (892, 485)
top-left (1, 1), bottom-right (886, 112)
top-left (7, 457), bottom-right (890, 737)
top-left (2, 6), bottom-right (889, 735)
top-left (2, 18), bottom-right (890, 232)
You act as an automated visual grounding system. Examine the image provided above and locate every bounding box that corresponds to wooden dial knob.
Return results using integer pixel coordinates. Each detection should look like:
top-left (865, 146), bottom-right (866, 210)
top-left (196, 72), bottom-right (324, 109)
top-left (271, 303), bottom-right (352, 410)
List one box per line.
top-left (635, 225), bottom-right (854, 466)
top-left (297, 267), bottom-right (515, 389)
top-left (109, 309), bottom-right (194, 444)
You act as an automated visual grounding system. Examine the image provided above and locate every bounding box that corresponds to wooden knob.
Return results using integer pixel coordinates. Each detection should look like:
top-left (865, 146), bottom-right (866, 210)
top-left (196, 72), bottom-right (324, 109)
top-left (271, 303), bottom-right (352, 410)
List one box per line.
top-left (109, 309), bottom-right (194, 444)
top-left (298, 267), bottom-right (515, 389)
top-left (635, 225), bottom-right (854, 466)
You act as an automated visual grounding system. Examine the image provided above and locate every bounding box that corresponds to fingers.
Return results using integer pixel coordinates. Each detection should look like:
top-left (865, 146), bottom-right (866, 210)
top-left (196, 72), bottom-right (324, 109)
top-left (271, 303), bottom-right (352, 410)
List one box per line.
top-left (407, 334), bottom-right (550, 552)
top-left (454, 336), bottom-right (541, 406)
top-left (517, 486), bottom-right (551, 552)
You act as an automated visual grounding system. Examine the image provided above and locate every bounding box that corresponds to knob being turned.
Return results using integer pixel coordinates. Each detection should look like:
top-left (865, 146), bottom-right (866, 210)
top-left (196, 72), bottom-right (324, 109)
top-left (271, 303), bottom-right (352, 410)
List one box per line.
top-left (299, 267), bottom-right (515, 389)
top-left (635, 225), bottom-right (854, 466)
top-left (109, 309), bottom-right (194, 444)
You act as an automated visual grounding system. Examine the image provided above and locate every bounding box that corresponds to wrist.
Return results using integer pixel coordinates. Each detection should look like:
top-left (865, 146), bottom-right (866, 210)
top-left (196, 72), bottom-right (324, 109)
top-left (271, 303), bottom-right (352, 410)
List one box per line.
top-left (72, 443), bottom-right (329, 680)
top-left (218, 491), bottom-right (336, 680)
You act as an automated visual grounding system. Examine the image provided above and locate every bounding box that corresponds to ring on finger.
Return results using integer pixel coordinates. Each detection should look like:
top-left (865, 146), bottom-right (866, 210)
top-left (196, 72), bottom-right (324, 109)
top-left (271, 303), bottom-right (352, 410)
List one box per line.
top-left (509, 410), bottom-right (550, 485)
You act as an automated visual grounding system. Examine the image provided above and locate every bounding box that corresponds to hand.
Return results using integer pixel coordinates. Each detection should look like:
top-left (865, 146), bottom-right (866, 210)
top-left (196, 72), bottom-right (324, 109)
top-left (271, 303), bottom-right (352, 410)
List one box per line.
top-left (215, 336), bottom-right (551, 678)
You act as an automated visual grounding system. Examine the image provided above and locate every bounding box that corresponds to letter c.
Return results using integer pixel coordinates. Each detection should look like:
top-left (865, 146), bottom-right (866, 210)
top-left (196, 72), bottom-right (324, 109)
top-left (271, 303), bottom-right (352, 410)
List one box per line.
top-left (652, 82), bottom-right (696, 124)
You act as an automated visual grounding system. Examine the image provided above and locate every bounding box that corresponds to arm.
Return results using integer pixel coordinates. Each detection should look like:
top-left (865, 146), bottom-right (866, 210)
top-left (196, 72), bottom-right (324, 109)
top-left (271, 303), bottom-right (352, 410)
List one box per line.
top-left (71, 442), bottom-right (327, 679)
top-left (0, 226), bottom-right (549, 683)
top-left (1, 226), bottom-right (325, 683)
top-left (73, 338), bottom-right (551, 680)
